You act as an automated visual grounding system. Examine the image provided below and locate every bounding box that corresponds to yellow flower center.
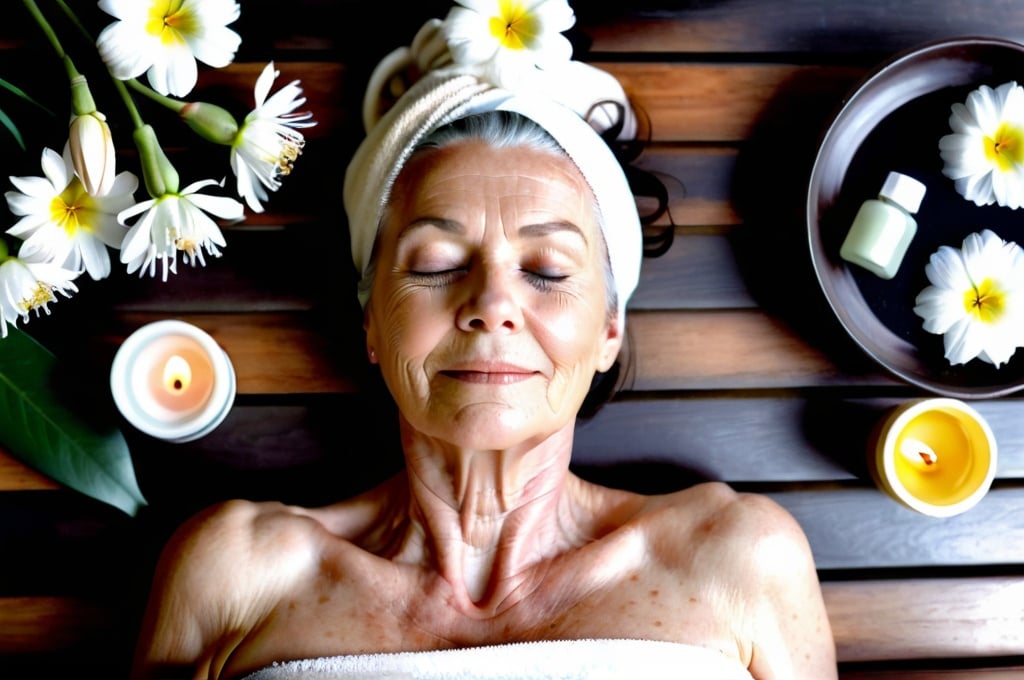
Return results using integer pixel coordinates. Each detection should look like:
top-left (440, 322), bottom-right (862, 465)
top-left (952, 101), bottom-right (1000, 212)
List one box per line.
top-left (963, 277), bottom-right (1006, 323)
top-left (488, 0), bottom-right (538, 51)
top-left (17, 282), bottom-right (55, 314)
top-left (49, 181), bottom-right (94, 237)
top-left (983, 121), bottom-right (1024, 172)
top-left (146, 0), bottom-right (193, 45)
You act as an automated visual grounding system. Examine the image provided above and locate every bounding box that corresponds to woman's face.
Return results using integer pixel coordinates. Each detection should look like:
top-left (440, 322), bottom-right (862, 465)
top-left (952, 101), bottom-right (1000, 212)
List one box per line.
top-left (364, 139), bottom-right (622, 450)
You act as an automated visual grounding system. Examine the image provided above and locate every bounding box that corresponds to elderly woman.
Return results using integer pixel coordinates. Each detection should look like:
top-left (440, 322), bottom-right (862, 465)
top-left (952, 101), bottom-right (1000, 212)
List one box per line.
top-left (131, 3), bottom-right (836, 679)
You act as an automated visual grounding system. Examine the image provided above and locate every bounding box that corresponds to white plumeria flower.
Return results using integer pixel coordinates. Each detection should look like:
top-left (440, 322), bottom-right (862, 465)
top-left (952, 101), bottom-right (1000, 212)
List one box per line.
top-left (118, 178), bottom-right (244, 281)
top-left (96, 0), bottom-right (242, 97)
top-left (442, 0), bottom-right (575, 89)
top-left (913, 229), bottom-right (1024, 367)
top-left (939, 81), bottom-right (1024, 209)
top-left (0, 246), bottom-right (80, 339)
top-left (231, 62), bottom-right (316, 213)
top-left (5, 147), bottom-right (138, 281)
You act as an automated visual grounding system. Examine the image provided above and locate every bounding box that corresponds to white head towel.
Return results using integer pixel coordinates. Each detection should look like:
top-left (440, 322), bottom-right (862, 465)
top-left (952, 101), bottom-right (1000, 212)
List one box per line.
top-left (343, 16), bottom-right (642, 325)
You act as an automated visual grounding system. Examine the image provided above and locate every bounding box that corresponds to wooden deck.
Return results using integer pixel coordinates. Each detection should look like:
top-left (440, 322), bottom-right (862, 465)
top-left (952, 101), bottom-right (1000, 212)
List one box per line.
top-left (0, 1), bottom-right (1021, 676)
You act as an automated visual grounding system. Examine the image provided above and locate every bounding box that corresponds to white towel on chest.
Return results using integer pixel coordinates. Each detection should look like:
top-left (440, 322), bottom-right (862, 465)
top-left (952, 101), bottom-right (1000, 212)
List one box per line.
top-left (242, 638), bottom-right (755, 679)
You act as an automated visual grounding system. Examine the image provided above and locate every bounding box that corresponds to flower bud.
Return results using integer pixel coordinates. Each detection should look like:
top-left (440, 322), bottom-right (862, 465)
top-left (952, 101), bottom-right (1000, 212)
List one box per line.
top-left (133, 125), bottom-right (179, 198)
top-left (180, 102), bottom-right (239, 145)
top-left (69, 111), bottom-right (116, 196)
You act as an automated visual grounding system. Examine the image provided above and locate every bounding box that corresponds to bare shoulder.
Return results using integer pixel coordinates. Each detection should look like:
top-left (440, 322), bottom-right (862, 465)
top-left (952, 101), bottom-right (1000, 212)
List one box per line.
top-left (643, 481), bottom-right (811, 555)
top-left (132, 499), bottom-right (327, 678)
top-left (640, 482), bottom-right (837, 678)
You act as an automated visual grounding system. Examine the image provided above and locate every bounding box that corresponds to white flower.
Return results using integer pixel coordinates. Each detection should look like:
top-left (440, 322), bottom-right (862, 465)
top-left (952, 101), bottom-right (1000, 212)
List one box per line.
top-left (96, 0), bottom-right (242, 97)
top-left (442, 0), bottom-right (575, 89)
top-left (913, 229), bottom-right (1024, 367)
top-left (118, 178), bottom-right (244, 281)
top-left (939, 81), bottom-right (1024, 209)
top-left (5, 147), bottom-right (138, 281)
top-left (0, 248), bottom-right (80, 339)
top-left (230, 62), bottom-right (316, 213)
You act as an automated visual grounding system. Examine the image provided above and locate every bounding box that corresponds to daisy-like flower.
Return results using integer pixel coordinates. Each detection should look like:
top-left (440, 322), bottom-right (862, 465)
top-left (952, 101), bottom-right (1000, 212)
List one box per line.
top-left (5, 147), bottom-right (138, 281)
top-left (96, 0), bottom-right (242, 97)
top-left (913, 229), bottom-right (1024, 367)
top-left (939, 81), bottom-right (1024, 209)
top-left (118, 178), bottom-right (244, 281)
top-left (0, 242), bottom-right (80, 339)
top-left (229, 62), bottom-right (316, 213)
top-left (441, 0), bottom-right (576, 89)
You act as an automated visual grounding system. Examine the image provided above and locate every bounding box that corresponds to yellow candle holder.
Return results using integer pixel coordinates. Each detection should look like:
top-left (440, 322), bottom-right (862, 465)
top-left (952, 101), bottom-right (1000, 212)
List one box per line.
top-left (870, 398), bottom-right (997, 517)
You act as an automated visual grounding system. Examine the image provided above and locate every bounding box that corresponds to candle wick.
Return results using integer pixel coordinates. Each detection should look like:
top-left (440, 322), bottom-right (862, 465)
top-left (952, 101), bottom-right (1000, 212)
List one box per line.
top-left (173, 378), bottom-right (183, 390)
top-left (899, 437), bottom-right (938, 468)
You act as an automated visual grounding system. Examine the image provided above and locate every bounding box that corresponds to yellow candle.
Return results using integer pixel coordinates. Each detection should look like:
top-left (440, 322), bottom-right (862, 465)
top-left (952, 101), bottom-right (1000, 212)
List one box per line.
top-left (872, 398), bottom-right (997, 517)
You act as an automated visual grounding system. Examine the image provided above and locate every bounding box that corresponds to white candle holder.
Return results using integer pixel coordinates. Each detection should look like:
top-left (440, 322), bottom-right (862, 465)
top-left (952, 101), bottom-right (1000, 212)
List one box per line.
top-left (871, 398), bottom-right (997, 517)
top-left (110, 320), bottom-right (237, 443)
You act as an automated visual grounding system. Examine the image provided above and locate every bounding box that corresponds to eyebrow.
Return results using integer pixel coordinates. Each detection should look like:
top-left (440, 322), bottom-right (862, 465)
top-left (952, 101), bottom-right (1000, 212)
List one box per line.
top-left (397, 218), bottom-right (588, 243)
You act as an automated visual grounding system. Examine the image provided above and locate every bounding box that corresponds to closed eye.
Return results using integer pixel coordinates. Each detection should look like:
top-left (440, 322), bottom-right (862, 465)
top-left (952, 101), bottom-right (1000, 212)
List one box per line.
top-left (409, 267), bottom-right (467, 287)
top-left (522, 268), bottom-right (568, 292)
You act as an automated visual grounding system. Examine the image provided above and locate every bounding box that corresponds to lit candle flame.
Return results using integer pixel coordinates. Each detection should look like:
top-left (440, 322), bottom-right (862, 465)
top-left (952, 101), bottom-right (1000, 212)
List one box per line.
top-left (899, 437), bottom-right (938, 467)
top-left (163, 354), bottom-right (192, 394)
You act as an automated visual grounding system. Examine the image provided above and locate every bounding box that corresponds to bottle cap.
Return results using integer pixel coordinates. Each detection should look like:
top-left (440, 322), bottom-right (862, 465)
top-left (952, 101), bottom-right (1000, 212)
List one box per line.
top-left (879, 171), bottom-right (926, 213)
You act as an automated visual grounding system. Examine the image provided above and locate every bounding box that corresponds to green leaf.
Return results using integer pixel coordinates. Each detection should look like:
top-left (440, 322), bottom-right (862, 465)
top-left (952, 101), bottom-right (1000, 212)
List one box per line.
top-left (0, 327), bottom-right (147, 516)
top-left (0, 108), bottom-right (26, 150)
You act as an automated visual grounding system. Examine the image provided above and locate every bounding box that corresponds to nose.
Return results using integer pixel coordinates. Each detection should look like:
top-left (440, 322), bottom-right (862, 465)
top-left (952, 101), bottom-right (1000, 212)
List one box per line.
top-left (455, 263), bottom-right (524, 333)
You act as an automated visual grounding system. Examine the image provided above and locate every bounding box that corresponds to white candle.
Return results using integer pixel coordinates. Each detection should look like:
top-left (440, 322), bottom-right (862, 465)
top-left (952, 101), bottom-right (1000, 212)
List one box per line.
top-left (871, 398), bottom-right (997, 517)
top-left (110, 320), bottom-right (237, 443)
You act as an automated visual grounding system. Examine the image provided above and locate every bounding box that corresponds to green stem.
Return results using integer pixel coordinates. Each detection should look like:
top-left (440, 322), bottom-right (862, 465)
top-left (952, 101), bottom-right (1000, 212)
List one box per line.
top-left (22, 0), bottom-right (79, 80)
top-left (127, 78), bottom-right (187, 114)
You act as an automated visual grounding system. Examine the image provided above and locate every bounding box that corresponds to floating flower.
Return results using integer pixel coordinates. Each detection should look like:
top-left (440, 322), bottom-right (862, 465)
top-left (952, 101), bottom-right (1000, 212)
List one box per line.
top-left (939, 81), bottom-right (1024, 209)
top-left (96, 0), bottom-right (242, 97)
top-left (0, 242), bottom-right (80, 339)
top-left (229, 62), bottom-right (316, 213)
top-left (5, 147), bottom-right (138, 280)
top-left (118, 178), bottom-right (244, 281)
top-left (913, 229), bottom-right (1024, 367)
top-left (442, 0), bottom-right (575, 88)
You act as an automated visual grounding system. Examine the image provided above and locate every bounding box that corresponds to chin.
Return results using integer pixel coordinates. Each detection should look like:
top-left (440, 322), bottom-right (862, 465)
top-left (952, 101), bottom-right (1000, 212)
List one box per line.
top-left (430, 406), bottom-right (557, 450)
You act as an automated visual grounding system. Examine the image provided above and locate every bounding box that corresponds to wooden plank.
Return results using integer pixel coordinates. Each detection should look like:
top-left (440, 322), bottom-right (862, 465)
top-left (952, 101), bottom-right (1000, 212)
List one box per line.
top-left (575, 396), bottom-right (1024, 482)
top-left (579, 1), bottom-right (1024, 56)
top-left (599, 62), bottom-right (866, 143)
top-left (627, 309), bottom-right (892, 391)
top-left (0, 448), bottom-right (59, 491)
top-left (824, 577), bottom-right (1024, 662)
top-left (773, 488), bottom-right (1024, 570)
top-left (0, 596), bottom-right (115, 653)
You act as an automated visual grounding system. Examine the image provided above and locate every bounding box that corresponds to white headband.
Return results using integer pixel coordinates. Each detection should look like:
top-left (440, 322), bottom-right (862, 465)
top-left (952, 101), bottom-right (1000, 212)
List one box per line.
top-left (343, 17), bottom-right (642, 324)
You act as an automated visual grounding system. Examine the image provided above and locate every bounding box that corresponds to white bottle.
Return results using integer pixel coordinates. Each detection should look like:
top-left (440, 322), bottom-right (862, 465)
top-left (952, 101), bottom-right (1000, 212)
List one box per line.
top-left (839, 171), bottom-right (927, 279)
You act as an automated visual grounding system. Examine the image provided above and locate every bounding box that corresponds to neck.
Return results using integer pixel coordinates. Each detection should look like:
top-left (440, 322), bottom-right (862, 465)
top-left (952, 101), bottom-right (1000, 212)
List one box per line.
top-left (397, 416), bottom-right (590, 606)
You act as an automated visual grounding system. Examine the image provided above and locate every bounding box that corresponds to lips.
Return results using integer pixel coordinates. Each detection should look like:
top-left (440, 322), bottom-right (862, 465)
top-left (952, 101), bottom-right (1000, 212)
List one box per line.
top-left (439, 362), bottom-right (538, 384)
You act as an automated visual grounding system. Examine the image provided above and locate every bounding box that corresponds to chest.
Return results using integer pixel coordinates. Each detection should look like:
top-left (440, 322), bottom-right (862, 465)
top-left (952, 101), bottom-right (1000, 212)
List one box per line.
top-left (223, 542), bottom-right (739, 678)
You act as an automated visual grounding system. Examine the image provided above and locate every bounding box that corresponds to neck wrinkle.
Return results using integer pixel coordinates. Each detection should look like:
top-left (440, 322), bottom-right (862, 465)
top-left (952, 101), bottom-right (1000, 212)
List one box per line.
top-left (397, 418), bottom-right (581, 608)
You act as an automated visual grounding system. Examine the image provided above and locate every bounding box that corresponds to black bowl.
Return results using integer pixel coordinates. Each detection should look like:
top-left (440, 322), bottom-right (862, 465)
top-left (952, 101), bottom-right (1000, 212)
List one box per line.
top-left (808, 36), bottom-right (1024, 399)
